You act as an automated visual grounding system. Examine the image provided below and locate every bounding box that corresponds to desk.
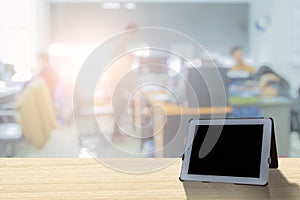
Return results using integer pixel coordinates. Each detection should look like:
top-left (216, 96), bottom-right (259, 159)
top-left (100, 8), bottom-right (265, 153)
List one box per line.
top-left (140, 92), bottom-right (231, 157)
top-left (230, 97), bottom-right (292, 157)
top-left (0, 158), bottom-right (299, 199)
top-left (150, 102), bottom-right (231, 157)
top-left (0, 85), bottom-right (22, 106)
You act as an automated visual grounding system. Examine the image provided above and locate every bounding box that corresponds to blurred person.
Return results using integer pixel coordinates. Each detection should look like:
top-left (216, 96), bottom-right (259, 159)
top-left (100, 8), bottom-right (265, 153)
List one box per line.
top-left (38, 52), bottom-right (73, 125)
top-left (230, 47), bottom-right (256, 74)
top-left (54, 78), bottom-right (73, 125)
top-left (38, 53), bottom-right (59, 96)
top-left (104, 23), bottom-right (139, 142)
top-left (229, 47), bottom-right (260, 118)
top-left (255, 65), bottom-right (290, 97)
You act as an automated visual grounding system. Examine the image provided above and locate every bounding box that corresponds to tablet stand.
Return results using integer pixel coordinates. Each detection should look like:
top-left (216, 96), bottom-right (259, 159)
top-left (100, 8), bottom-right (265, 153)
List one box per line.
top-left (269, 117), bottom-right (278, 169)
top-left (181, 117), bottom-right (279, 176)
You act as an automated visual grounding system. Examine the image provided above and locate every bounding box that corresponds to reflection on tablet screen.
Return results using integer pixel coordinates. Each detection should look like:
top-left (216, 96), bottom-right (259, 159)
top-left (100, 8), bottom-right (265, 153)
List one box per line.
top-left (188, 125), bottom-right (263, 178)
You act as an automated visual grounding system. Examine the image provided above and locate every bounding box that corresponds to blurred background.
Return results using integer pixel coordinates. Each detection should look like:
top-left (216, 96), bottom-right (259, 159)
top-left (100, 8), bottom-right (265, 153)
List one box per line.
top-left (0, 0), bottom-right (300, 158)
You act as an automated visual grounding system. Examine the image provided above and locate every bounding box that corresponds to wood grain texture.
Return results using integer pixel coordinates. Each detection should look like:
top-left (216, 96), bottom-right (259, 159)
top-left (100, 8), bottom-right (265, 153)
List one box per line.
top-left (0, 158), bottom-right (299, 199)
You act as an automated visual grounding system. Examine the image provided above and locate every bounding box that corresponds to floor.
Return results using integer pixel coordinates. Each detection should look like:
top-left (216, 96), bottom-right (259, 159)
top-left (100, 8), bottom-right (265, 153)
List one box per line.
top-left (10, 117), bottom-right (300, 158)
top-left (14, 116), bottom-right (144, 158)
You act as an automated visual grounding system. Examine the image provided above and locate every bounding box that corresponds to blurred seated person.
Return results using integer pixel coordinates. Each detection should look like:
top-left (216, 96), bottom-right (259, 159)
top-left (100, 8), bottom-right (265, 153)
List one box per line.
top-left (38, 52), bottom-right (59, 97)
top-left (38, 53), bottom-right (72, 124)
top-left (229, 47), bottom-right (257, 119)
top-left (230, 47), bottom-right (256, 74)
top-left (255, 65), bottom-right (290, 97)
top-left (105, 23), bottom-right (138, 142)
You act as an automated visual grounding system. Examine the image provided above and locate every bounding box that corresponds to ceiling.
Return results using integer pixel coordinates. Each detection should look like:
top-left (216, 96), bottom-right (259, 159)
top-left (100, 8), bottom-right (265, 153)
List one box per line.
top-left (49, 0), bottom-right (250, 4)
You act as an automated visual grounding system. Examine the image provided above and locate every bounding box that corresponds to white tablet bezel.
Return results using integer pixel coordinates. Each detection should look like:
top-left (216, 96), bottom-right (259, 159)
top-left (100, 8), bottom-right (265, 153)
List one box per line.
top-left (180, 118), bottom-right (272, 185)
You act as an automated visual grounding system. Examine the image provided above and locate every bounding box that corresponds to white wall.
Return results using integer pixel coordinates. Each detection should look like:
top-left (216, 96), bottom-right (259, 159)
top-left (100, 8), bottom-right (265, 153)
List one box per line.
top-left (50, 3), bottom-right (249, 55)
top-left (0, 0), bottom-right (34, 72)
top-left (35, 0), bottom-right (51, 53)
top-left (0, 0), bottom-right (50, 75)
top-left (249, 0), bottom-right (300, 92)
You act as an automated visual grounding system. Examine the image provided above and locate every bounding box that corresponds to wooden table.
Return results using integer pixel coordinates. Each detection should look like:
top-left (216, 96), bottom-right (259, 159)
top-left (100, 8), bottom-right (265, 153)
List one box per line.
top-left (0, 158), bottom-right (299, 199)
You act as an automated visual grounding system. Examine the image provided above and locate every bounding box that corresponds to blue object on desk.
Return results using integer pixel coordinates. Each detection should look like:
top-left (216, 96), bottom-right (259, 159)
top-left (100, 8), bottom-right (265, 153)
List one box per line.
top-left (142, 140), bottom-right (155, 158)
top-left (230, 106), bottom-right (262, 118)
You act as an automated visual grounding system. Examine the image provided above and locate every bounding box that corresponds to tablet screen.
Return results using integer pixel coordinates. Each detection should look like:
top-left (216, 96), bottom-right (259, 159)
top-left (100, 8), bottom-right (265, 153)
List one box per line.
top-left (188, 124), bottom-right (264, 178)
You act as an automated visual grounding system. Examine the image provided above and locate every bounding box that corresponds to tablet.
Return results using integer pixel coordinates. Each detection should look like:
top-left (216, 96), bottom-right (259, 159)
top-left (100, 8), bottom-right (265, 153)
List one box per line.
top-left (180, 118), bottom-right (272, 185)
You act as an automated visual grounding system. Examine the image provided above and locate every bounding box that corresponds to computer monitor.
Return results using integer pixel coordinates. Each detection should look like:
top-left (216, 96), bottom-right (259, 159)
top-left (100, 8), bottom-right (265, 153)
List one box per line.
top-left (186, 67), bottom-right (229, 107)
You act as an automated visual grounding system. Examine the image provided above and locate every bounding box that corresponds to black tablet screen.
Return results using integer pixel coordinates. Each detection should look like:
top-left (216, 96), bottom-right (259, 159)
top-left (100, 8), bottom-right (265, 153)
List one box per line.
top-left (188, 124), bottom-right (264, 178)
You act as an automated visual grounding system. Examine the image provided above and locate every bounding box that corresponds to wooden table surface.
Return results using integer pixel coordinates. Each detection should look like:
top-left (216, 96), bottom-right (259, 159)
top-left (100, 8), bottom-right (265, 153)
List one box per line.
top-left (0, 158), bottom-right (299, 199)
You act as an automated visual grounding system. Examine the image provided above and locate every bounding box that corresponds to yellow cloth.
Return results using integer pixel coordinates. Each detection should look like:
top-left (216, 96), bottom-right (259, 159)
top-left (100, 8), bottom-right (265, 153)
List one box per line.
top-left (231, 64), bottom-right (256, 74)
top-left (16, 78), bottom-right (57, 149)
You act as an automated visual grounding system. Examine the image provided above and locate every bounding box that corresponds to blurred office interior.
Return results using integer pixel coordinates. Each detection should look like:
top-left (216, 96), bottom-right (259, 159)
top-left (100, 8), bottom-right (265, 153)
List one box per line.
top-left (0, 0), bottom-right (300, 158)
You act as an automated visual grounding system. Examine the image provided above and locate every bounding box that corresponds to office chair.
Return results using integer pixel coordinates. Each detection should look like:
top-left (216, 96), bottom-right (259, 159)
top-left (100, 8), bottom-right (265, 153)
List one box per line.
top-left (291, 87), bottom-right (300, 138)
top-left (0, 109), bottom-right (22, 157)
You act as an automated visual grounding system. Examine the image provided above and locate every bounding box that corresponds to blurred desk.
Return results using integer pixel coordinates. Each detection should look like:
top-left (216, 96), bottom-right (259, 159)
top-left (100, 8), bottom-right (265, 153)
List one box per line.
top-left (0, 85), bottom-right (22, 104)
top-left (0, 158), bottom-right (299, 199)
top-left (142, 92), bottom-right (232, 157)
top-left (230, 96), bottom-right (292, 157)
